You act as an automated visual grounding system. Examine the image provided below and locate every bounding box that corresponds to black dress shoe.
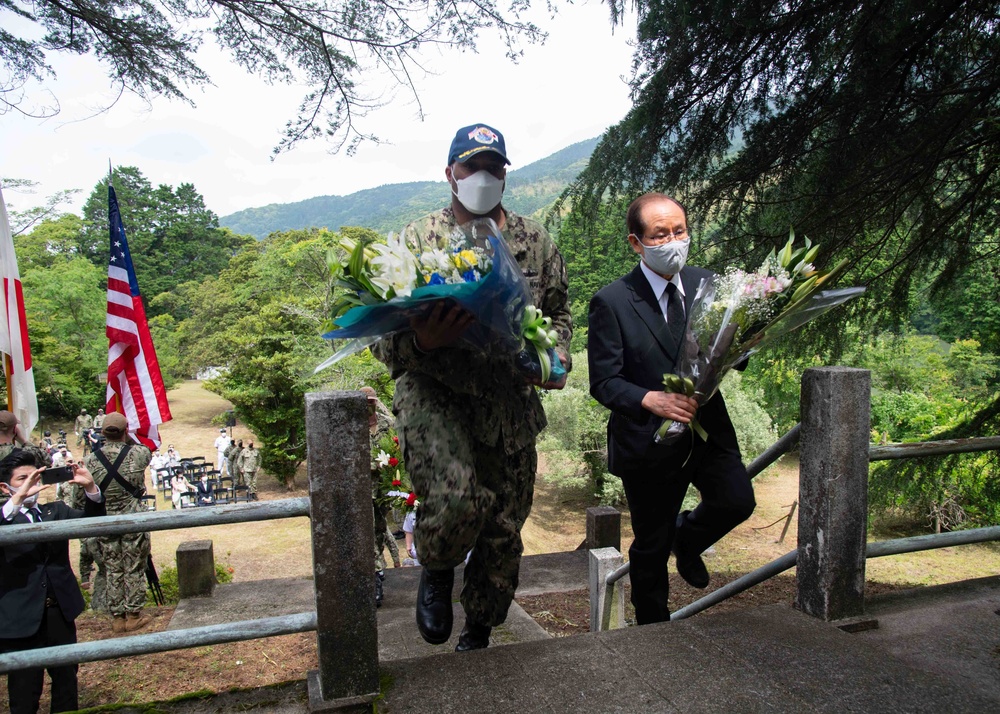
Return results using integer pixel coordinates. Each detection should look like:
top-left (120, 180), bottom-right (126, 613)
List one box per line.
top-left (416, 568), bottom-right (454, 644)
top-left (455, 621), bottom-right (492, 652)
top-left (375, 573), bottom-right (384, 608)
top-left (673, 512), bottom-right (710, 589)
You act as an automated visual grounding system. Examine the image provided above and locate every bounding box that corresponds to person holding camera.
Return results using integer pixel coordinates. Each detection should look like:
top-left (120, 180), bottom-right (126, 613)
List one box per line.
top-left (0, 448), bottom-right (105, 714)
top-left (84, 413), bottom-right (153, 634)
top-left (0, 412), bottom-right (51, 481)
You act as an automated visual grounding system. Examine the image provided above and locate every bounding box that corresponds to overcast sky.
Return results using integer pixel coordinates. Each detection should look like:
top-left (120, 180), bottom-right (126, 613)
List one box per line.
top-left (3, 2), bottom-right (636, 220)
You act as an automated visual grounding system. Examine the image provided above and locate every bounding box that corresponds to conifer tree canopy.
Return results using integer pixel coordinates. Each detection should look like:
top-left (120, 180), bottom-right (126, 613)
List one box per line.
top-left (572, 0), bottom-right (1000, 316)
top-left (1, 0), bottom-right (544, 153)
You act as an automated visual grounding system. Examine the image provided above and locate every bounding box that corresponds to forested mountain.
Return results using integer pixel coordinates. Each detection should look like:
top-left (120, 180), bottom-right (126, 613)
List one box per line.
top-left (219, 138), bottom-right (599, 238)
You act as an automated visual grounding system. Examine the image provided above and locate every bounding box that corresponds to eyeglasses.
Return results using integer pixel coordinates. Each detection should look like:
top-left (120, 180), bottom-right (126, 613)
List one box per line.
top-left (637, 227), bottom-right (688, 245)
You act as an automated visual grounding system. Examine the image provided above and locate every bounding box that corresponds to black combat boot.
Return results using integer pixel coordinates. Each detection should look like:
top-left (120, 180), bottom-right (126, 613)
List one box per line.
top-left (455, 620), bottom-right (492, 652)
top-left (415, 568), bottom-right (454, 644)
top-left (375, 571), bottom-right (385, 608)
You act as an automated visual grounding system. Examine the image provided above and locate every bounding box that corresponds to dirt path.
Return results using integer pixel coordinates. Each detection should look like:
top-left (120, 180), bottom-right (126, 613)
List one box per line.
top-left (118, 380), bottom-right (1000, 585)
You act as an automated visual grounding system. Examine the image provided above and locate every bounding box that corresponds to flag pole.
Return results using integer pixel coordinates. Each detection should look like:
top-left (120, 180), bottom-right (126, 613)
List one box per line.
top-left (4, 354), bottom-right (11, 411)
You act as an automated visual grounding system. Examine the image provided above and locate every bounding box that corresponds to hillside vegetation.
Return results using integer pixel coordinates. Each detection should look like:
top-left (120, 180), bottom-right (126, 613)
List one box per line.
top-left (219, 137), bottom-right (599, 237)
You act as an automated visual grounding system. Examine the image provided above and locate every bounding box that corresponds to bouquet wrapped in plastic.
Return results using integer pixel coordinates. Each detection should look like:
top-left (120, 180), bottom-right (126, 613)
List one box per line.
top-left (655, 230), bottom-right (865, 445)
top-left (316, 217), bottom-right (565, 384)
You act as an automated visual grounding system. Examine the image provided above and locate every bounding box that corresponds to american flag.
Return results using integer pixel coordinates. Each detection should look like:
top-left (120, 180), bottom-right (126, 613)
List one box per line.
top-left (106, 183), bottom-right (171, 449)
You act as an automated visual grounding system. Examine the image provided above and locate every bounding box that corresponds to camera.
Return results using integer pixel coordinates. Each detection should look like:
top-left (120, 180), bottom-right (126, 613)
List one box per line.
top-left (41, 465), bottom-right (74, 485)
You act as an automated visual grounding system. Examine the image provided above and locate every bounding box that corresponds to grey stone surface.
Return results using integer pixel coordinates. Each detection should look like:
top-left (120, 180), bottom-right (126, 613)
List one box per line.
top-left (586, 506), bottom-right (621, 551)
top-left (136, 553), bottom-right (998, 714)
top-left (168, 577), bottom-right (315, 630)
top-left (858, 575), bottom-right (1000, 704)
top-left (588, 547), bottom-right (624, 632)
top-left (305, 391), bottom-right (379, 703)
top-left (176, 539), bottom-right (216, 599)
top-left (798, 367), bottom-right (871, 620)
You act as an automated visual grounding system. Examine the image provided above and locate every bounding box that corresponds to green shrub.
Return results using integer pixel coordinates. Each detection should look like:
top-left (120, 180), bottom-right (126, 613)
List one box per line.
top-left (148, 561), bottom-right (234, 606)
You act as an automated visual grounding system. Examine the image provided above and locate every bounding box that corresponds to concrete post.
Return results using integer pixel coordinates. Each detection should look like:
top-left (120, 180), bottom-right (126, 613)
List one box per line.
top-left (176, 540), bottom-right (215, 598)
top-left (305, 391), bottom-right (379, 711)
top-left (797, 367), bottom-right (871, 621)
top-left (589, 547), bottom-right (625, 632)
top-left (586, 506), bottom-right (621, 551)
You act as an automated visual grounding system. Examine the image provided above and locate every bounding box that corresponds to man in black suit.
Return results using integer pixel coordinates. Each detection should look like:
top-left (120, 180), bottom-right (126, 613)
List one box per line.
top-left (588, 192), bottom-right (755, 625)
top-left (0, 448), bottom-right (106, 713)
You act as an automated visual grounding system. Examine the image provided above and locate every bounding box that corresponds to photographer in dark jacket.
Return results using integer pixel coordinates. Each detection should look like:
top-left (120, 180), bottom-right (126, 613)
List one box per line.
top-left (0, 449), bottom-right (106, 714)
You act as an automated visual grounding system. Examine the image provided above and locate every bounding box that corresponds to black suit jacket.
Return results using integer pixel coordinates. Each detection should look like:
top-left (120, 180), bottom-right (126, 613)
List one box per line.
top-left (0, 496), bottom-right (106, 639)
top-left (588, 264), bottom-right (741, 474)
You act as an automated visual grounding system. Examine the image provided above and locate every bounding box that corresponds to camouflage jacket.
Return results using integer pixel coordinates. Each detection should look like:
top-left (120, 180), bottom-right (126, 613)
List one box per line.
top-left (237, 448), bottom-right (262, 473)
top-left (85, 441), bottom-right (152, 516)
top-left (371, 207), bottom-right (572, 454)
top-left (75, 414), bottom-right (93, 433)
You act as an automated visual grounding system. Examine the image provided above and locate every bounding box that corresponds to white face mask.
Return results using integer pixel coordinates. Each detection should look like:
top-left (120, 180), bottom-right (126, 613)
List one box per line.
top-left (452, 170), bottom-right (504, 215)
top-left (3, 485), bottom-right (37, 508)
top-left (641, 237), bottom-right (690, 276)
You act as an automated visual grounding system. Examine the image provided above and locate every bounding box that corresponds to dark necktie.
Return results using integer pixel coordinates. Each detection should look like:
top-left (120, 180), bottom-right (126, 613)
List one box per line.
top-left (666, 282), bottom-right (686, 345)
top-left (29, 507), bottom-right (42, 523)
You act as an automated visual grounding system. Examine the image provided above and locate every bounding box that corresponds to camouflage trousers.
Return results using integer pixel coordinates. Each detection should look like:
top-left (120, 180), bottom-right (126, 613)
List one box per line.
top-left (395, 375), bottom-right (537, 628)
top-left (243, 470), bottom-right (258, 494)
top-left (373, 502), bottom-right (401, 571)
top-left (80, 536), bottom-right (108, 613)
top-left (97, 530), bottom-right (151, 615)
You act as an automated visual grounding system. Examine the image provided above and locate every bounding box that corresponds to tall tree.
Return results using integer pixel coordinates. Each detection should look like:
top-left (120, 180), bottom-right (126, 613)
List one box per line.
top-left (571, 0), bottom-right (1000, 319)
top-left (80, 167), bottom-right (254, 311)
top-left (2, 0), bottom-right (546, 153)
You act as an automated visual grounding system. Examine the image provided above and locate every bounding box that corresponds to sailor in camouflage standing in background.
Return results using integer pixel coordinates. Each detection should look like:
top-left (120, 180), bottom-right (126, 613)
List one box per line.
top-left (85, 413), bottom-right (153, 634)
top-left (236, 442), bottom-right (262, 499)
top-left (372, 123), bottom-right (571, 652)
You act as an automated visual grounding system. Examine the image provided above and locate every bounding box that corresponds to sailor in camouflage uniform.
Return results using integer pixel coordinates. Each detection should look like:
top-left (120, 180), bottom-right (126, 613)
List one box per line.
top-left (69, 480), bottom-right (105, 604)
top-left (74, 409), bottom-right (92, 449)
top-left (372, 124), bottom-right (571, 651)
top-left (237, 442), bottom-right (262, 499)
top-left (84, 413), bottom-right (153, 634)
top-left (0, 411), bottom-right (51, 470)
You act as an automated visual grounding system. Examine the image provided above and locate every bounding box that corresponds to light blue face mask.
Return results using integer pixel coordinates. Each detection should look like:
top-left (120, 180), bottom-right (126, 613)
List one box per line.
top-left (641, 236), bottom-right (690, 276)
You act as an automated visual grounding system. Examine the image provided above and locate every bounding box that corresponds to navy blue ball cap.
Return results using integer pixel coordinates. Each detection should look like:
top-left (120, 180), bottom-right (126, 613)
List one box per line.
top-left (447, 124), bottom-right (510, 166)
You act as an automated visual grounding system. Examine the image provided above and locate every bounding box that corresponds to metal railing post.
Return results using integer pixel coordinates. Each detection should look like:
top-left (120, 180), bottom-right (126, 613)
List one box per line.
top-left (305, 391), bottom-right (379, 710)
top-left (797, 367), bottom-right (871, 621)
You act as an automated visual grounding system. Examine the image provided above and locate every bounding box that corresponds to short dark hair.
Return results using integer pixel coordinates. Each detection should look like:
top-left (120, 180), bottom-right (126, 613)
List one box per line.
top-left (626, 193), bottom-right (688, 237)
top-left (0, 449), bottom-right (38, 484)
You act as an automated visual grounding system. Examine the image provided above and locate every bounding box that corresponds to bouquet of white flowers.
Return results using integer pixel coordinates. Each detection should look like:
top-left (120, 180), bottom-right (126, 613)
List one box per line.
top-left (656, 230), bottom-right (865, 444)
top-left (317, 218), bottom-right (565, 383)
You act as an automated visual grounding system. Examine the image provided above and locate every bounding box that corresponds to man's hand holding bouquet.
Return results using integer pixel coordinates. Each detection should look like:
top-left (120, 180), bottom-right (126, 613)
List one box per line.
top-left (317, 217), bottom-right (566, 387)
top-left (655, 230), bottom-right (865, 445)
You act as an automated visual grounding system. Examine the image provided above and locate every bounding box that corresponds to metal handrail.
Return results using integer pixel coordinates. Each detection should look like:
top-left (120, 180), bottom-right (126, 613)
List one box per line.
top-left (599, 427), bottom-right (1000, 626)
top-left (0, 612), bottom-right (317, 673)
top-left (605, 423), bottom-right (802, 588)
top-left (0, 498), bottom-right (310, 547)
top-left (669, 524), bottom-right (1000, 622)
top-left (0, 497), bottom-right (313, 675)
top-left (868, 435), bottom-right (1000, 461)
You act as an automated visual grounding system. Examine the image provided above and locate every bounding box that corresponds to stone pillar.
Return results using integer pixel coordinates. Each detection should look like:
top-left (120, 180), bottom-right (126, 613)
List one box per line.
top-left (176, 540), bottom-right (216, 598)
top-left (589, 547), bottom-right (625, 632)
top-left (797, 367), bottom-right (871, 621)
top-left (305, 392), bottom-right (379, 711)
top-left (586, 506), bottom-right (621, 551)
